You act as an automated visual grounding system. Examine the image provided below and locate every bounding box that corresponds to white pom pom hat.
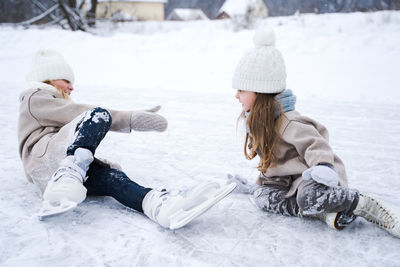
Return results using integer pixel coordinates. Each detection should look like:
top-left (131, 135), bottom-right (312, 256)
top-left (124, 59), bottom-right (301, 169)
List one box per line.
top-left (26, 49), bottom-right (75, 84)
top-left (232, 27), bottom-right (286, 94)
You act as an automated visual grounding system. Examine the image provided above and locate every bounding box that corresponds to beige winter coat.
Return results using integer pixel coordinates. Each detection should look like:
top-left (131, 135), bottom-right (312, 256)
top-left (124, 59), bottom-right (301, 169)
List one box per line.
top-left (257, 110), bottom-right (348, 197)
top-left (18, 82), bottom-right (133, 193)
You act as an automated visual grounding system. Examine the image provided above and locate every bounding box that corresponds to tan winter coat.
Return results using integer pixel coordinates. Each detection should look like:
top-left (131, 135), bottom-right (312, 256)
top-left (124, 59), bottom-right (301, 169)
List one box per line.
top-left (257, 110), bottom-right (348, 197)
top-left (18, 82), bottom-right (133, 193)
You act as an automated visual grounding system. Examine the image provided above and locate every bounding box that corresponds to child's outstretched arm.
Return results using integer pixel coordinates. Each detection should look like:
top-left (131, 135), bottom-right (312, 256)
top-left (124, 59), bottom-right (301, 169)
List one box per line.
top-left (227, 174), bottom-right (260, 194)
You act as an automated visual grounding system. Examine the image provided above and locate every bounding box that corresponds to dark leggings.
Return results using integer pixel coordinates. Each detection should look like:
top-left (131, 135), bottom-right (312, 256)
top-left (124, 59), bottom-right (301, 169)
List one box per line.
top-left (66, 107), bottom-right (151, 213)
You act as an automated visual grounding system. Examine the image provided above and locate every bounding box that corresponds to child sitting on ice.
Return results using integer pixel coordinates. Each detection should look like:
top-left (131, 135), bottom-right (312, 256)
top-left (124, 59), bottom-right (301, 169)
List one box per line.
top-left (228, 27), bottom-right (400, 238)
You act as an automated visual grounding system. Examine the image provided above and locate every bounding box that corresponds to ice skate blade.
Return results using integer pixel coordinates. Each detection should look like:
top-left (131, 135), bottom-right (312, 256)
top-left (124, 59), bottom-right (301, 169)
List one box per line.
top-left (38, 199), bottom-right (78, 220)
top-left (168, 182), bottom-right (236, 230)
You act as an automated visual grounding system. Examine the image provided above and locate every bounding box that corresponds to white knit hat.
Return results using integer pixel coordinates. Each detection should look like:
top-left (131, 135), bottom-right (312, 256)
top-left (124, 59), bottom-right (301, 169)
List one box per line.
top-left (26, 49), bottom-right (75, 84)
top-left (232, 27), bottom-right (286, 94)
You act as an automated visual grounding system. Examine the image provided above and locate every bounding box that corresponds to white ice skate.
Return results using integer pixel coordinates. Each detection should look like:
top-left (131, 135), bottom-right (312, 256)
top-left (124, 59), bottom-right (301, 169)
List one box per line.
top-left (353, 194), bottom-right (400, 238)
top-left (38, 149), bottom-right (93, 220)
top-left (38, 198), bottom-right (79, 220)
top-left (142, 181), bottom-right (236, 230)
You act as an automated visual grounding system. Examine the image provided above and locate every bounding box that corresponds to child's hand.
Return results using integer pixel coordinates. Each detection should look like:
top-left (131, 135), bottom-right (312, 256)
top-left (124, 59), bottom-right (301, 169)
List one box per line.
top-left (227, 174), bottom-right (259, 194)
top-left (130, 105), bottom-right (168, 132)
top-left (302, 165), bottom-right (339, 187)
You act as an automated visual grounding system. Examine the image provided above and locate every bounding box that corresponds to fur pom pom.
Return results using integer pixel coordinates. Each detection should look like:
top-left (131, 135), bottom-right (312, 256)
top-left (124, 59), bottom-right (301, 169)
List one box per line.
top-left (253, 27), bottom-right (276, 47)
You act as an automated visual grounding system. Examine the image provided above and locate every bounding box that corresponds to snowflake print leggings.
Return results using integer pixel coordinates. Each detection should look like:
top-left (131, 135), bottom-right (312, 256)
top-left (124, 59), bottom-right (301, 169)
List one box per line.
top-left (253, 179), bottom-right (360, 218)
top-left (66, 107), bottom-right (151, 213)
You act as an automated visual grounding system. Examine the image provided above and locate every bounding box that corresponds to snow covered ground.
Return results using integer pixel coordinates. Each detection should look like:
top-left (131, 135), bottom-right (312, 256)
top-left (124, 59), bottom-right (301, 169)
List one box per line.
top-left (1, 11), bottom-right (400, 266)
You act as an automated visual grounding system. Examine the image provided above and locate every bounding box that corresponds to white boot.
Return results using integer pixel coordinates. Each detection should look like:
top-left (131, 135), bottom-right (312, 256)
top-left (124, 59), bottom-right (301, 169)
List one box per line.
top-left (142, 182), bottom-right (236, 230)
top-left (38, 148), bottom-right (94, 220)
top-left (353, 194), bottom-right (400, 238)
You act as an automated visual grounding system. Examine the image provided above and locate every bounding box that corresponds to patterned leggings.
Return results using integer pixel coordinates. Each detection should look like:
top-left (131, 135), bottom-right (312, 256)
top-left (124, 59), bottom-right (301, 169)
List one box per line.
top-left (253, 179), bottom-right (359, 217)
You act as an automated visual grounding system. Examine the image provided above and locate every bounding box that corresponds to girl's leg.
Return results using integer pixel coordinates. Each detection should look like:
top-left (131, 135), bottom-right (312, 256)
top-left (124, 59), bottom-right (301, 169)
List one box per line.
top-left (296, 180), bottom-right (400, 238)
top-left (296, 179), bottom-right (359, 216)
top-left (66, 107), bottom-right (112, 156)
top-left (40, 107), bottom-right (113, 217)
top-left (63, 107), bottom-right (151, 212)
top-left (84, 161), bottom-right (236, 229)
top-left (253, 185), bottom-right (299, 216)
top-left (84, 160), bottom-right (151, 213)
top-left (252, 179), bottom-right (359, 218)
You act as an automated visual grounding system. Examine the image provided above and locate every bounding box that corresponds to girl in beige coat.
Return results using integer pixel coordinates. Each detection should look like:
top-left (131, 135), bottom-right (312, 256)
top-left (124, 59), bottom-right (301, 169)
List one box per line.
top-left (18, 49), bottom-right (236, 229)
top-left (227, 28), bottom-right (400, 238)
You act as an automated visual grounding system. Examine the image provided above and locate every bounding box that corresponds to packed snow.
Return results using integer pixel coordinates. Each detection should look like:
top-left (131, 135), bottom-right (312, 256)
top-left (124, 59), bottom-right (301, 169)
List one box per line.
top-left (1, 11), bottom-right (400, 266)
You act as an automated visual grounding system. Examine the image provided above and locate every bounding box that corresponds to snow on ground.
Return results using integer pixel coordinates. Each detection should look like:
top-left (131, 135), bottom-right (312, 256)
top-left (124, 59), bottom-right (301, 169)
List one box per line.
top-left (1, 11), bottom-right (400, 266)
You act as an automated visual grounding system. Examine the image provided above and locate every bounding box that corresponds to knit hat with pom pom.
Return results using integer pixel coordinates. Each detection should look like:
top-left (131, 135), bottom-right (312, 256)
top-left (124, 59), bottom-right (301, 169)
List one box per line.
top-left (26, 49), bottom-right (75, 84)
top-left (232, 27), bottom-right (286, 94)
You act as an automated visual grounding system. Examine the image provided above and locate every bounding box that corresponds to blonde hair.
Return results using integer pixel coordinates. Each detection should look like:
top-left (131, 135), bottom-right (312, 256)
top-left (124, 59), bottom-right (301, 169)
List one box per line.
top-left (242, 93), bottom-right (283, 173)
top-left (43, 80), bottom-right (70, 99)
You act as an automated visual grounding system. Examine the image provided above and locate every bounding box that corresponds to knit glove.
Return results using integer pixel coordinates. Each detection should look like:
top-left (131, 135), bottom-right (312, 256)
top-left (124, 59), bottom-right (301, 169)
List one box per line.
top-left (302, 164), bottom-right (339, 187)
top-left (130, 105), bottom-right (168, 132)
top-left (275, 89), bottom-right (296, 117)
top-left (227, 174), bottom-right (260, 194)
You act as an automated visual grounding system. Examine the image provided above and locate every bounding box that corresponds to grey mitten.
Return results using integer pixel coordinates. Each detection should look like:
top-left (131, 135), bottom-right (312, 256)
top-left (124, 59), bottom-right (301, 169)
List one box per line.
top-left (130, 105), bottom-right (168, 132)
top-left (227, 174), bottom-right (259, 194)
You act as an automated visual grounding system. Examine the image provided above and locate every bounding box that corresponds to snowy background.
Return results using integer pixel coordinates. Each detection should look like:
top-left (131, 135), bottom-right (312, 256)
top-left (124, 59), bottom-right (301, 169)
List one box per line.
top-left (1, 11), bottom-right (400, 266)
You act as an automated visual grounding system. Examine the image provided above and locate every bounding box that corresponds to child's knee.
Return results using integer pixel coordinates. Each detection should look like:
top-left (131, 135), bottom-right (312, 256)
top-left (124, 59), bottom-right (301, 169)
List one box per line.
top-left (296, 181), bottom-right (329, 214)
top-left (91, 107), bottom-right (112, 125)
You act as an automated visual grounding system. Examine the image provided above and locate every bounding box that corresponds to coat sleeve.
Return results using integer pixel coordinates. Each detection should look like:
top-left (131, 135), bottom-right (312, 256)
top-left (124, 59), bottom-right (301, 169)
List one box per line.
top-left (28, 90), bottom-right (95, 127)
top-left (28, 90), bottom-right (132, 132)
top-left (280, 120), bottom-right (335, 168)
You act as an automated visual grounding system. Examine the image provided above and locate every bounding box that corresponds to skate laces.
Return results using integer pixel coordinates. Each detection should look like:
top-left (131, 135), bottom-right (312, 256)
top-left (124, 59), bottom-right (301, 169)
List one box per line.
top-left (144, 188), bottom-right (189, 221)
top-left (360, 196), bottom-right (397, 229)
top-left (52, 156), bottom-right (86, 184)
top-left (144, 189), bottom-right (170, 220)
top-left (52, 167), bottom-right (83, 184)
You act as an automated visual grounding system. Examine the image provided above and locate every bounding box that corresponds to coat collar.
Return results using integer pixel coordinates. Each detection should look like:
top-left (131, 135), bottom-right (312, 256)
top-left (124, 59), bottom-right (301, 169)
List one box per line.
top-left (20, 81), bottom-right (64, 99)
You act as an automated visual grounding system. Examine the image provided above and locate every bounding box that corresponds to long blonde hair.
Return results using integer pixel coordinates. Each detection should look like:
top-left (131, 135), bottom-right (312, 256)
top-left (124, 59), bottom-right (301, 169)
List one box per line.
top-left (242, 93), bottom-right (283, 173)
top-left (43, 80), bottom-right (70, 99)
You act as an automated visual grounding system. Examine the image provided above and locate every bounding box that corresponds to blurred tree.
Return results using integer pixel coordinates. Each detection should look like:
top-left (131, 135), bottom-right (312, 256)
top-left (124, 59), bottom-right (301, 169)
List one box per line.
top-left (0, 0), bottom-right (90, 31)
top-left (0, 0), bottom-right (46, 23)
top-left (86, 0), bottom-right (98, 26)
top-left (1, 0), bottom-right (399, 25)
top-left (58, 0), bottom-right (87, 31)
